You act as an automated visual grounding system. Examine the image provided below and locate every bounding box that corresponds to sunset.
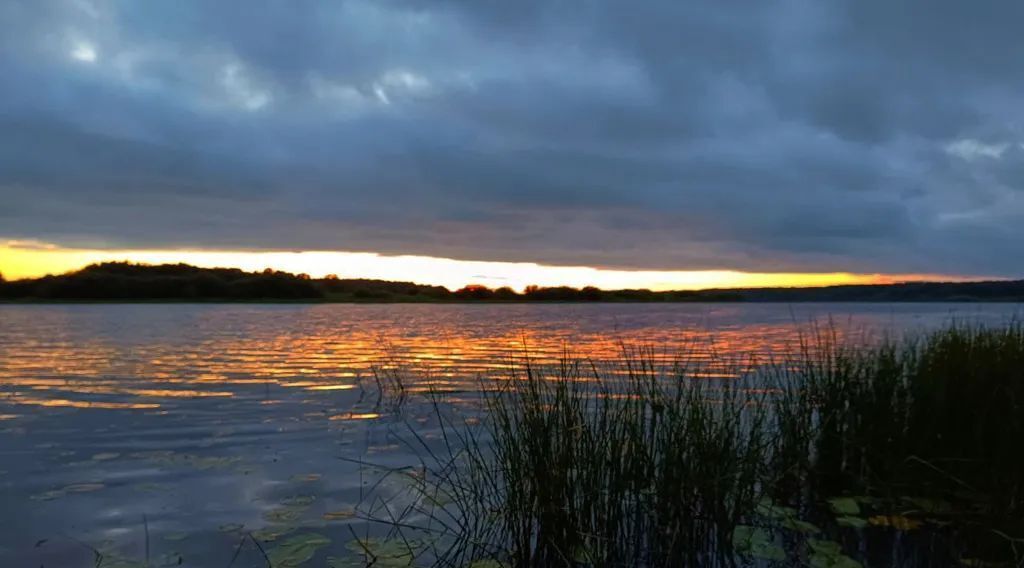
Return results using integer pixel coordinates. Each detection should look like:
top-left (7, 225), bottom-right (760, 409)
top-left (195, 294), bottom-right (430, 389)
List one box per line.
top-left (2, 1), bottom-right (1023, 566)
top-left (0, 241), bottom-right (972, 292)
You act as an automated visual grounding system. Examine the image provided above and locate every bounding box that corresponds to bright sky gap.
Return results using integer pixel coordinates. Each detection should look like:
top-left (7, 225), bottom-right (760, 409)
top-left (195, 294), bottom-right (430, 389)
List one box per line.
top-left (0, 242), bottom-right (978, 291)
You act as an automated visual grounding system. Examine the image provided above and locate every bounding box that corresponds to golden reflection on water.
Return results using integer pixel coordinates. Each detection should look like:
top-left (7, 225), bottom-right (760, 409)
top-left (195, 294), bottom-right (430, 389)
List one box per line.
top-left (0, 304), bottom-right (892, 413)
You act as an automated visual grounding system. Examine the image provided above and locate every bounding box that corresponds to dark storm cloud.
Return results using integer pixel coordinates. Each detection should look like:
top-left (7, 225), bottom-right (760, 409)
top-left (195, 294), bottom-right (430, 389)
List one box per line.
top-left (2, 0), bottom-right (1023, 275)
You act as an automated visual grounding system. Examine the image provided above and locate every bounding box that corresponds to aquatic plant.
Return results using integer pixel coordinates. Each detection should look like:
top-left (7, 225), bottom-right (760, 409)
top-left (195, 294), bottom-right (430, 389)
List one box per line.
top-left (377, 323), bottom-right (1024, 566)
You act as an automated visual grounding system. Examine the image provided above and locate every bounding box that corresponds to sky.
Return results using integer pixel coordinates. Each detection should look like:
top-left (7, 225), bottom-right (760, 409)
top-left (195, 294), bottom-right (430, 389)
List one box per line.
top-left (1, 1), bottom-right (1022, 289)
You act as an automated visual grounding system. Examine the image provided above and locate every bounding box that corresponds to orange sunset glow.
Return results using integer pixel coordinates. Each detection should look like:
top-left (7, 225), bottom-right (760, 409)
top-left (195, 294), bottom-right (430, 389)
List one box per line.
top-left (0, 241), bottom-right (976, 291)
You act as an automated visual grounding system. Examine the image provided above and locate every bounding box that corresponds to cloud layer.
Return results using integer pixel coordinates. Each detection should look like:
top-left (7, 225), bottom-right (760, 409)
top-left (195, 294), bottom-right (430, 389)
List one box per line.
top-left (2, 0), bottom-right (1023, 276)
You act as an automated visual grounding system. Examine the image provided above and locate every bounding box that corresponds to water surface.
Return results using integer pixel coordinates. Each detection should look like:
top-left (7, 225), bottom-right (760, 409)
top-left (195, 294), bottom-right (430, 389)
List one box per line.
top-left (0, 303), bottom-right (1018, 566)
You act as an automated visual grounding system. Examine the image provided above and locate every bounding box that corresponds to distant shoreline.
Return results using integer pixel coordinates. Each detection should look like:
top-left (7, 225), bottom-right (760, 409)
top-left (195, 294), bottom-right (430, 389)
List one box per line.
top-left (2, 262), bottom-right (1022, 303)
top-left (3, 298), bottom-right (1024, 305)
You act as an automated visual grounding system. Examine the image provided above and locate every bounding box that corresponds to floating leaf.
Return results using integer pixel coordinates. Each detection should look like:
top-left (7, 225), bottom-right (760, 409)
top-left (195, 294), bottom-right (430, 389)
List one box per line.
top-left (163, 532), bottom-right (189, 542)
top-left (808, 539), bottom-right (841, 555)
top-left (756, 498), bottom-right (797, 520)
top-left (810, 552), bottom-right (863, 568)
top-left (808, 538), bottom-right (862, 568)
top-left (733, 525), bottom-right (785, 561)
top-left (264, 506), bottom-right (306, 524)
top-left (780, 516), bottom-right (821, 534)
top-left (344, 538), bottom-right (422, 567)
top-left (868, 515), bottom-right (923, 531)
top-left (267, 533), bottom-right (331, 567)
top-left (218, 523), bottom-right (244, 532)
top-left (828, 497), bottom-right (861, 516)
top-left (92, 452), bottom-right (120, 461)
top-left (836, 516), bottom-right (868, 529)
top-left (253, 525), bottom-right (297, 542)
top-left (282, 495), bottom-right (316, 507)
top-left (322, 509), bottom-right (356, 521)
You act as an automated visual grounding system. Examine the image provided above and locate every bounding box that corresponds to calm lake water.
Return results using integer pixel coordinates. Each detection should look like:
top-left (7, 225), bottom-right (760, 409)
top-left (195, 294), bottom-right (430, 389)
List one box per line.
top-left (0, 303), bottom-right (1019, 566)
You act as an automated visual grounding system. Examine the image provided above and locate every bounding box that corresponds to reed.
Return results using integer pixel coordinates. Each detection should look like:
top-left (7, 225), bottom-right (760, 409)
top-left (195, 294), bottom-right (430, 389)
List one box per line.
top-left (377, 323), bottom-right (1024, 566)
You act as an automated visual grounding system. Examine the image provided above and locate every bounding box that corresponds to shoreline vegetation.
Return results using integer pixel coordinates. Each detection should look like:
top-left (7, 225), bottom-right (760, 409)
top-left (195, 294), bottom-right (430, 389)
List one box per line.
top-left (360, 323), bottom-right (1024, 566)
top-left (2, 261), bottom-right (1024, 303)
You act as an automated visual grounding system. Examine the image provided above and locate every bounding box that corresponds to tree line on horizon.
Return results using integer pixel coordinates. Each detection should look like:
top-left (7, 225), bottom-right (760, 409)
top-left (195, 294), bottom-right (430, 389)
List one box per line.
top-left (1, 261), bottom-right (1022, 302)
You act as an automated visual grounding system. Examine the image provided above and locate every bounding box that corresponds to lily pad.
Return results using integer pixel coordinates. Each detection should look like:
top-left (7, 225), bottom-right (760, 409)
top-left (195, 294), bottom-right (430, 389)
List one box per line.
top-left (868, 515), bottom-right (923, 531)
top-left (756, 498), bottom-right (797, 520)
top-left (267, 533), bottom-right (331, 567)
top-left (218, 523), bottom-right (244, 532)
top-left (808, 538), bottom-right (862, 568)
top-left (810, 552), bottom-right (863, 568)
top-left (828, 497), bottom-right (861, 516)
top-left (282, 495), bottom-right (316, 507)
top-left (322, 509), bottom-right (356, 521)
top-left (344, 538), bottom-right (421, 567)
top-left (836, 516), bottom-right (868, 529)
top-left (264, 506), bottom-right (306, 524)
top-left (92, 452), bottom-right (120, 461)
top-left (253, 525), bottom-right (297, 542)
top-left (733, 525), bottom-right (785, 561)
top-left (780, 516), bottom-right (821, 534)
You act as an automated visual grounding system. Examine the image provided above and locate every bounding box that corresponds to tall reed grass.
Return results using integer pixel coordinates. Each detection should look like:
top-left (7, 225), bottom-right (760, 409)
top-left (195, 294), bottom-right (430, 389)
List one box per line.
top-left (378, 323), bottom-right (1024, 566)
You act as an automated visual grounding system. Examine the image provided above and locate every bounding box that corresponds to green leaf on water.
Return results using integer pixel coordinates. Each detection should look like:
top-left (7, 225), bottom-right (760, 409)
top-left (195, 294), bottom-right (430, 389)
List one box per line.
top-left (733, 525), bottom-right (785, 561)
top-left (267, 533), bottom-right (331, 567)
top-left (780, 516), bottom-right (821, 534)
top-left (808, 539), bottom-right (842, 556)
top-left (808, 538), bottom-right (862, 568)
top-left (218, 523), bottom-right (244, 532)
top-left (343, 538), bottom-right (422, 567)
top-left (163, 531), bottom-right (189, 542)
top-left (282, 495), bottom-right (316, 507)
top-left (756, 498), bottom-right (797, 520)
top-left (253, 525), bottom-right (297, 542)
top-left (836, 515), bottom-right (868, 529)
top-left (91, 452), bottom-right (120, 461)
top-left (265, 497), bottom-right (315, 524)
top-left (264, 506), bottom-right (306, 524)
top-left (828, 497), bottom-right (861, 516)
top-left (322, 508), bottom-right (356, 521)
top-left (868, 514), bottom-right (923, 531)
top-left (810, 552), bottom-right (863, 568)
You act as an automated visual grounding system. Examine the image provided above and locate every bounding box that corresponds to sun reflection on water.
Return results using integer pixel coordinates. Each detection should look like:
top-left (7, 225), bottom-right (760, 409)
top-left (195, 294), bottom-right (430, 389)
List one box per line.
top-left (0, 303), bottom-right (928, 414)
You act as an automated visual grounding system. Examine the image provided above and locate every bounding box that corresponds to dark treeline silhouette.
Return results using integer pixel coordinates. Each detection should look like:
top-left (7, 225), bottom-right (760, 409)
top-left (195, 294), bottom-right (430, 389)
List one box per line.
top-left (1, 262), bottom-right (1023, 302)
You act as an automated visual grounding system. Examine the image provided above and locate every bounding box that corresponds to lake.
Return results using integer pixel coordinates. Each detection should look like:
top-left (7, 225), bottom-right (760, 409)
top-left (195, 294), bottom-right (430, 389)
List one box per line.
top-left (0, 303), bottom-right (1019, 566)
